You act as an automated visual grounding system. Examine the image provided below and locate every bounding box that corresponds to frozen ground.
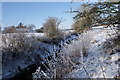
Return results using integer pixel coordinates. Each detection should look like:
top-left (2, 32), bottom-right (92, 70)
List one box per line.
top-left (33, 28), bottom-right (120, 79)
top-left (1, 27), bottom-right (120, 79)
top-left (65, 29), bottom-right (119, 78)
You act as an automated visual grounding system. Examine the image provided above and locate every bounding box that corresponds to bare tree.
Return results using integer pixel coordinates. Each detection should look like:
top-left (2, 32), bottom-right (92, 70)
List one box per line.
top-left (43, 17), bottom-right (62, 38)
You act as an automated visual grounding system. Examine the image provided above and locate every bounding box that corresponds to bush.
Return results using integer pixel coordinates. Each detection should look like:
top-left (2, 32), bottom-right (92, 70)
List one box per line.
top-left (2, 33), bottom-right (37, 57)
top-left (32, 30), bottom-right (93, 78)
top-left (103, 34), bottom-right (120, 54)
top-left (72, 16), bottom-right (92, 33)
top-left (43, 17), bottom-right (63, 38)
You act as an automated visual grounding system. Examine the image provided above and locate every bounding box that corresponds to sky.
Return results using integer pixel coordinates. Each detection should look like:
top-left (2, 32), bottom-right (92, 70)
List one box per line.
top-left (2, 0), bottom-right (103, 2)
top-left (2, 2), bottom-right (83, 29)
top-left (0, 2), bottom-right (1, 24)
top-left (1, 0), bottom-right (118, 29)
top-left (2, 0), bottom-right (118, 2)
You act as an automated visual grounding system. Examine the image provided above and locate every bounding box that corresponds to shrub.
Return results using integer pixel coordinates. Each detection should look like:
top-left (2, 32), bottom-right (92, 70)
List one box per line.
top-left (72, 16), bottom-right (92, 33)
top-left (43, 17), bottom-right (63, 38)
top-left (2, 33), bottom-right (37, 57)
top-left (32, 30), bottom-right (93, 78)
top-left (103, 34), bottom-right (120, 54)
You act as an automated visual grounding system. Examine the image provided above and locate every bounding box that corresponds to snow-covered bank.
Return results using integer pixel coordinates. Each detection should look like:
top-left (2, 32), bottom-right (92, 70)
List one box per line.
top-left (1, 28), bottom-right (120, 79)
top-left (1, 31), bottom-right (80, 79)
top-left (1, 33), bottom-right (54, 79)
top-left (65, 29), bottom-right (119, 78)
top-left (33, 29), bottom-right (119, 79)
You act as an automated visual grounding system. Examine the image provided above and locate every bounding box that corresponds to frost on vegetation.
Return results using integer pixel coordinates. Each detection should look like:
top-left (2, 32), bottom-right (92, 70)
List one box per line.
top-left (32, 29), bottom-right (119, 79)
top-left (32, 31), bottom-right (94, 78)
top-left (2, 32), bottom-right (56, 79)
top-left (1, 33), bottom-right (40, 61)
top-left (2, 33), bottom-right (36, 49)
top-left (67, 29), bottom-right (119, 78)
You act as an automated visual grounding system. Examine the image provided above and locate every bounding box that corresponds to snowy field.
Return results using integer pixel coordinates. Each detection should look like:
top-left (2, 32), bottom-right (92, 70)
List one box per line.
top-left (2, 33), bottom-right (44, 38)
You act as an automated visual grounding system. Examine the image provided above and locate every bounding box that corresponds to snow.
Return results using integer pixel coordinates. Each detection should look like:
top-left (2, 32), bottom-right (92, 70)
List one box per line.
top-left (65, 29), bottom-right (119, 78)
top-left (2, 33), bottom-right (44, 38)
top-left (111, 53), bottom-right (119, 61)
top-left (1, 33), bottom-right (44, 48)
top-left (33, 28), bottom-right (119, 79)
top-left (62, 30), bottom-right (75, 35)
top-left (1, 28), bottom-right (119, 79)
top-left (92, 24), bottom-right (118, 30)
top-left (1, 32), bottom-right (54, 79)
top-left (25, 33), bottom-right (44, 37)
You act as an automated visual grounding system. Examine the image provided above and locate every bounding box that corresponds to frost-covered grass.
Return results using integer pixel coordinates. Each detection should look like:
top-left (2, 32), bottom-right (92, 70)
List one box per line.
top-left (2, 33), bottom-right (36, 52)
top-left (33, 29), bottom-right (119, 79)
top-left (1, 28), bottom-right (119, 79)
top-left (66, 29), bottom-right (119, 78)
top-left (2, 32), bottom-right (54, 79)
